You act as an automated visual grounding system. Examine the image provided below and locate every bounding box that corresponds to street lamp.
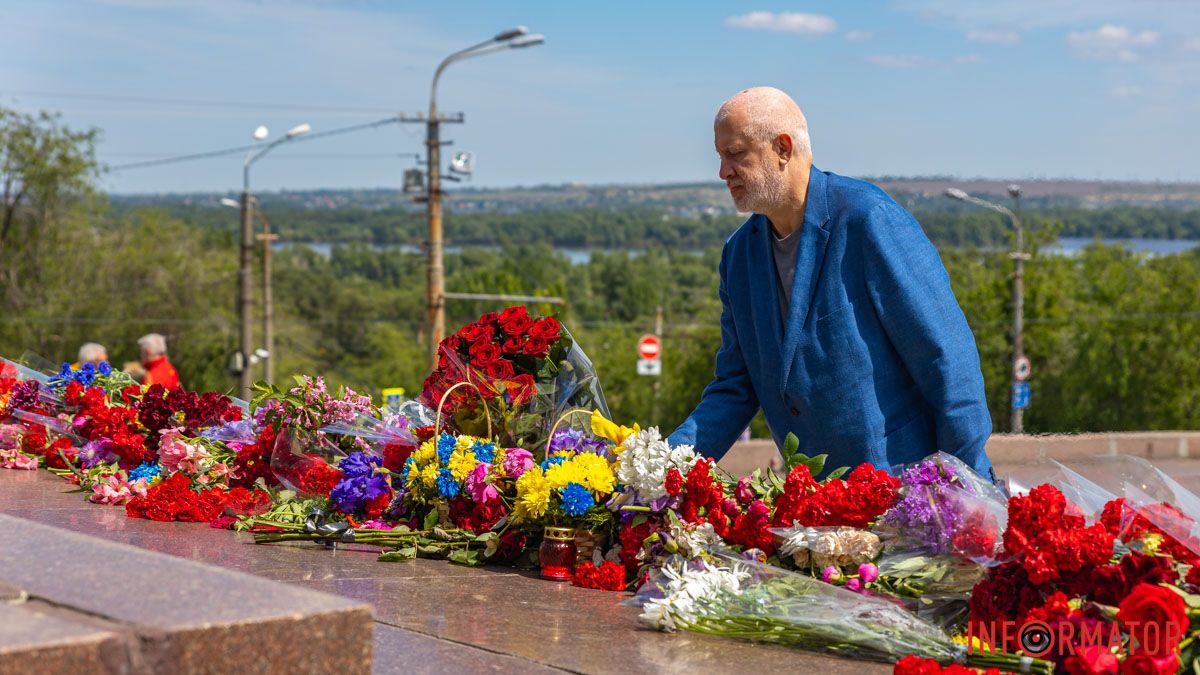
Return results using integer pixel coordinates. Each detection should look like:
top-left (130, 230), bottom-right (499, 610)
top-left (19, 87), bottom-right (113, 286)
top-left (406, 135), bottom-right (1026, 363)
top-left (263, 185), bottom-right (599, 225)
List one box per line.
top-left (237, 122), bottom-right (310, 399)
top-left (424, 27), bottom-right (545, 370)
top-left (945, 186), bottom-right (1030, 433)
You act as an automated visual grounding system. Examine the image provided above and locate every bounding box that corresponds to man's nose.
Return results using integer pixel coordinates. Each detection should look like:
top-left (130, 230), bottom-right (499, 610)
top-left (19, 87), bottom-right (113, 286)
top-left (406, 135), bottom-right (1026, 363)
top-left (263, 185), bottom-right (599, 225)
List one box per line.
top-left (718, 159), bottom-right (735, 181)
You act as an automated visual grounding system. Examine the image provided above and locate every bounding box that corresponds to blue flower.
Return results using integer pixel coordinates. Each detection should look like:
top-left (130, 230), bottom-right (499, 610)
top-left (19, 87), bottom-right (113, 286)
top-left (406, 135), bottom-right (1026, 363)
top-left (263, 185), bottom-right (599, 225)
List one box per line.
top-left (338, 452), bottom-right (382, 479)
top-left (436, 468), bottom-right (461, 499)
top-left (97, 361), bottom-right (113, 377)
top-left (129, 463), bottom-right (161, 482)
top-left (401, 457), bottom-right (416, 481)
top-left (471, 440), bottom-right (496, 464)
top-left (561, 482), bottom-right (595, 517)
top-left (540, 455), bottom-right (568, 471)
top-left (436, 434), bottom-right (456, 464)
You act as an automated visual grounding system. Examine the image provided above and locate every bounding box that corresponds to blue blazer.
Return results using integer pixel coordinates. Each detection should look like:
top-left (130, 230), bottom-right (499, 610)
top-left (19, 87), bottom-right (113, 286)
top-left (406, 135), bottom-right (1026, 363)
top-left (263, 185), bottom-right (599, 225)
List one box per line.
top-left (668, 167), bottom-right (994, 478)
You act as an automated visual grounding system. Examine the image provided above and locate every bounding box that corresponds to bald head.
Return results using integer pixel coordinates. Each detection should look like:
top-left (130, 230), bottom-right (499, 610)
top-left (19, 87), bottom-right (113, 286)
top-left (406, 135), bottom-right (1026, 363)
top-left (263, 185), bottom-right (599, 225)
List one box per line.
top-left (714, 87), bottom-right (813, 227)
top-left (716, 87), bottom-right (811, 158)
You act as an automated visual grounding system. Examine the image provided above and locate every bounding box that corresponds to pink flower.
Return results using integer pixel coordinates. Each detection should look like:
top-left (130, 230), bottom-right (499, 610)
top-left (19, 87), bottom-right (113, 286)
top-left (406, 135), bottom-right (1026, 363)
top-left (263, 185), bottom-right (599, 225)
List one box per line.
top-left (845, 578), bottom-right (862, 592)
top-left (464, 463), bottom-right (499, 504)
top-left (821, 565), bottom-right (842, 583)
top-left (157, 427), bottom-right (190, 473)
top-left (858, 563), bottom-right (879, 583)
top-left (735, 476), bottom-right (754, 504)
top-left (89, 475), bottom-right (133, 505)
top-left (0, 448), bottom-right (37, 470)
top-left (501, 448), bottom-right (534, 479)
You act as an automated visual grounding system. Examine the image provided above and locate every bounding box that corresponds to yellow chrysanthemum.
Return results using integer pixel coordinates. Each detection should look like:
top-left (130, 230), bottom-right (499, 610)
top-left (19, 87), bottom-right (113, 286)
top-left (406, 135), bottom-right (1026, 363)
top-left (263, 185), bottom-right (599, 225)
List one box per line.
top-left (544, 458), bottom-right (588, 491)
top-left (419, 463), bottom-right (439, 488)
top-left (455, 434), bottom-right (478, 452)
top-left (447, 448), bottom-right (478, 482)
top-left (591, 411), bottom-right (639, 454)
top-left (490, 447), bottom-right (508, 478)
top-left (514, 466), bottom-right (550, 521)
top-left (413, 439), bottom-right (437, 466)
top-left (572, 452), bottom-right (616, 496)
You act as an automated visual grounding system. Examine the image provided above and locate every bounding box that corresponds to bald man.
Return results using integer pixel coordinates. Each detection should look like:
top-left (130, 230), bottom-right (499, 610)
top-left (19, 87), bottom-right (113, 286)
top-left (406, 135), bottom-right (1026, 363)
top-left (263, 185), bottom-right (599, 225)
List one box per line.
top-left (668, 87), bottom-right (994, 479)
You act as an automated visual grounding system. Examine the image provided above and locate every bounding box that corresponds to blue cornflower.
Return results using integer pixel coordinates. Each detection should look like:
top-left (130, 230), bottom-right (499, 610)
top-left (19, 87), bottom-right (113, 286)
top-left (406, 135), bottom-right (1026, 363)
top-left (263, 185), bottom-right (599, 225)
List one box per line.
top-left (97, 361), bottom-right (113, 377)
top-left (436, 434), bottom-right (456, 464)
top-left (471, 440), bottom-right (496, 464)
top-left (436, 468), bottom-right (461, 499)
top-left (561, 482), bottom-right (595, 517)
top-left (129, 462), bottom-right (162, 482)
top-left (540, 455), bottom-right (568, 471)
top-left (401, 457), bottom-right (416, 481)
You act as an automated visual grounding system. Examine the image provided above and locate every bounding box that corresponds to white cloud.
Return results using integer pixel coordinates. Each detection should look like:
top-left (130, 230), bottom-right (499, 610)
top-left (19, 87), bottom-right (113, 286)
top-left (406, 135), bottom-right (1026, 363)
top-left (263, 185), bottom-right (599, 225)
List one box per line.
top-left (966, 29), bottom-right (1020, 44)
top-left (1066, 24), bottom-right (1160, 62)
top-left (864, 54), bottom-right (936, 68)
top-left (1110, 86), bottom-right (1142, 98)
top-left (844, 30), bottom-right (874, 42)
top-left (725, 12), bottom-right (837, 35)
top-left (955, 54), bottom-right (984, 64)
top-left (1185, 38), bottom-right (1200, 52)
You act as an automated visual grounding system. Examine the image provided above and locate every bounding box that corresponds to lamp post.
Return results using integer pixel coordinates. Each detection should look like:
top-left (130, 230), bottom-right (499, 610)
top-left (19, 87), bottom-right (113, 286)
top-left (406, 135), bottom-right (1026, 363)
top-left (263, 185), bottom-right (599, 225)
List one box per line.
top-left (238, 122), bottom-right (310, 399)
top-left (945, 186), bottom-right (1029, 433)
top-left (423, 27), bottom-right (545, 370)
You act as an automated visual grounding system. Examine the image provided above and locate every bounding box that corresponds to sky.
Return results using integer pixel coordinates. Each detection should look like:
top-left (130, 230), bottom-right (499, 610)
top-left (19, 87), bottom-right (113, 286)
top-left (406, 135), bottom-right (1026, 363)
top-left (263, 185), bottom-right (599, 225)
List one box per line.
top-left (5, 0), bottom-right (1200, 194)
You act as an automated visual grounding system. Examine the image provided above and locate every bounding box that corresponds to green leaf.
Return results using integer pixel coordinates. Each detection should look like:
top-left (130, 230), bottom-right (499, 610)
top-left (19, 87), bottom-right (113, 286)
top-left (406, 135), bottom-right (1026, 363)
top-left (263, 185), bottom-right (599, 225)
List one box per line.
top-left (806, 453), bottom-right (828, 476)
top-left (630, 515), bottom-right (648, 528)
top-left (378, 547), bottom-right (416, 562)
top-left (824, 466), bottom-right (849, 482)
top-left (448, 548), bottom-right (483, 567)
top-left (422, 507), bottom-right (440, 530)
top-left (768, 470), bottom-right (785, 492)
top-left (782, 432), bottom-right (799, 457)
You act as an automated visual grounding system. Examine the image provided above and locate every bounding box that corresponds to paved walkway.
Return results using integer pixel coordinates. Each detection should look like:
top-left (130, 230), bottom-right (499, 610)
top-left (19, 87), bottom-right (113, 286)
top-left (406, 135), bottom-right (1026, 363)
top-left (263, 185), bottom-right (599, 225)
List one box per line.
top-left (0, 469), bottom-right (887, 674)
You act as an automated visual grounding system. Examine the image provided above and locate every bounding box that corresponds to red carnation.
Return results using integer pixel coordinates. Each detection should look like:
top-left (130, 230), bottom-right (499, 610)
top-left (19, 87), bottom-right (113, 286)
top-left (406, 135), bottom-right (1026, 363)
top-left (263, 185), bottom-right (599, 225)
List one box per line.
top-left (664, 468), bottom-right (683, 497)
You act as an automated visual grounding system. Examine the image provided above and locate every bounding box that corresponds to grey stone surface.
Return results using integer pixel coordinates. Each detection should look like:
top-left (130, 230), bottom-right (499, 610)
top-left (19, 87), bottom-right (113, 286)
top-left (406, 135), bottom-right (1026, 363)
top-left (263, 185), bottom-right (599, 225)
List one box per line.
top-left (0, 602), bottom-right (121, 675)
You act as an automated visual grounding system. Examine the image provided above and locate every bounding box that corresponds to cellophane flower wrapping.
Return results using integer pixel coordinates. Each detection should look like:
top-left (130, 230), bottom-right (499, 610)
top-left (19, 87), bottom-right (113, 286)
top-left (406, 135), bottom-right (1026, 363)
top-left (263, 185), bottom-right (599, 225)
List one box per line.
top-left (876, 452), bottom-right (1008, 566)
top-left (635, 548), bottom-right (971, 664)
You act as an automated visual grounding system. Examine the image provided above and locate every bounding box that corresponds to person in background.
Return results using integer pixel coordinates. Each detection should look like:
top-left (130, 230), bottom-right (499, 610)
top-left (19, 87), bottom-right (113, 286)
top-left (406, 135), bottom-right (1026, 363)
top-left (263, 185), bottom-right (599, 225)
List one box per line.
top-left (76, 342), bottom-right (108, 367)
top-left (138, 333), bottom-right (181, 389)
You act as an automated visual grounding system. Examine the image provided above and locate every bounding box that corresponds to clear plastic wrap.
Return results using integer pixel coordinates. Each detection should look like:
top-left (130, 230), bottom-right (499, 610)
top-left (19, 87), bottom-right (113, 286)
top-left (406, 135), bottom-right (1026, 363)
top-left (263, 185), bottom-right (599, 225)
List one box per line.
top-left (771, 525), bottom-right (883, 570)
top-left (635, 548), bottom-right (1045, 671)
top-left (319, 411), bottom-right (417, 473)
top-left (269, 424), bottom-right (349, 497)
top-left (876, 452), bottom-right (1008, 565)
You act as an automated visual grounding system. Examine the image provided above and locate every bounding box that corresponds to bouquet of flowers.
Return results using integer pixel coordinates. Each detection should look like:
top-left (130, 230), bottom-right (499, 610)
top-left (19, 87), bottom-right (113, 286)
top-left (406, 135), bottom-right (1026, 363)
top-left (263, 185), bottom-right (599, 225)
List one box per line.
top-left (636, 549), bottom-right (1051, 674)
top-left (421, 306), bottom-right (609, 448)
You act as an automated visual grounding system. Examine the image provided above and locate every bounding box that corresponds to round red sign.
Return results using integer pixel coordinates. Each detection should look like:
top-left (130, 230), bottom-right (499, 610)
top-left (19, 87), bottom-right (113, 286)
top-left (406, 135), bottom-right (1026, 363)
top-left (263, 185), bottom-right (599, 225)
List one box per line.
top-left (638, 334), bottom-right (661, 360)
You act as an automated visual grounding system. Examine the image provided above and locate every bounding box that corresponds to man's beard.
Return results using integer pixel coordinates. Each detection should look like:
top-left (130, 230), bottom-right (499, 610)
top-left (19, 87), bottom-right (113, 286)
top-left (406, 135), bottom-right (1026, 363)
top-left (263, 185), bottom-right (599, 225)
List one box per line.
top-left (731, 165), bottom-right (788, 214)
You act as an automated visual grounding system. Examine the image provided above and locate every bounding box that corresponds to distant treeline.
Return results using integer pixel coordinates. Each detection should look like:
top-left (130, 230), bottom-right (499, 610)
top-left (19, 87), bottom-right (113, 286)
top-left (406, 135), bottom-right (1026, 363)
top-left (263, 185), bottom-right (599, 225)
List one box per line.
top-left (115, 203), bottom-right (1200, 250)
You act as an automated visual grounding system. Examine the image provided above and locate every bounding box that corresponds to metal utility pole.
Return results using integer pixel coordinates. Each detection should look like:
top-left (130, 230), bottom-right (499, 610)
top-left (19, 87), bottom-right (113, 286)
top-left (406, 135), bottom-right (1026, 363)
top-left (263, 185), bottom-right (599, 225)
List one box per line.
top-left (945, 187), bottom-right (1029, 433)
top-left (411, 27), bottom-right (545, 372)
top-left (255, 208), bottom-right (279, 386)
top-left (238, 123), bottom-right (310, 400)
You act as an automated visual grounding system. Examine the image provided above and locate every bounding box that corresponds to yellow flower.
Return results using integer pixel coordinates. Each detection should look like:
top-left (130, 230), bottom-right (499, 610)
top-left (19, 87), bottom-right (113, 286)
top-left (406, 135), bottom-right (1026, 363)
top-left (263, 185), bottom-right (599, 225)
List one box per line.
top-left (572, 452), bottom-right (616, 496)
top-left (491, 447), bottom-right (508, 478)
top-left (420, 463), bottom-right (439, 488)
top-left (514, 466), bottom-right (550, 521)
top-left (412, 439), bottom-right (436, 466)
top-left (447, 448), bottom-right (478, 482)
top-left (545, 458), bottom-right (586, 491)
top-left (455, 435), bottom-right (478, 452)
top-left (591, 412), bottom-right (639, 454)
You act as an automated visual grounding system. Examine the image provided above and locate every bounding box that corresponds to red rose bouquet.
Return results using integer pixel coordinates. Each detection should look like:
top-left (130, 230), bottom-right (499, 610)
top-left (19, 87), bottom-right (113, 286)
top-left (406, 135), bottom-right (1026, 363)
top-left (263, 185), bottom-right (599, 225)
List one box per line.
top-left (421, 306), bottom-right (609, 449)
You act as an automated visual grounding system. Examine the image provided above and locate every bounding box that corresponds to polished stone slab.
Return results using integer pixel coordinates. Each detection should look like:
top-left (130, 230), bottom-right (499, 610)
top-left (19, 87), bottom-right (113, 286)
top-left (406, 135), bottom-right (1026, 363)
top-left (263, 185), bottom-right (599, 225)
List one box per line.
top-left (0, 509), bottom-right (373, 673)
top-left (0, 602), bottom-right (122, 675)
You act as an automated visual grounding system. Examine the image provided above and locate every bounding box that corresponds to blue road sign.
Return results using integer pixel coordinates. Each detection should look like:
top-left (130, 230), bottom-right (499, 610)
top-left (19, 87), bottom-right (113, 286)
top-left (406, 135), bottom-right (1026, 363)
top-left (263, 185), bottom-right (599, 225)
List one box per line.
top-left (1012, 382), bottom-right (1031, 410)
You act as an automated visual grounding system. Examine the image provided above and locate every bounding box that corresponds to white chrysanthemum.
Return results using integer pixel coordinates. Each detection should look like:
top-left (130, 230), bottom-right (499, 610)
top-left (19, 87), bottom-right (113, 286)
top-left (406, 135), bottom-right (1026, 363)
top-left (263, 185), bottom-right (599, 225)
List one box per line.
top-left (670, 521), bottom-right (725, 559)
top-left (616, 427), bottom-right (699, 502)
top-left (638, 559), bottom-right (748, 631)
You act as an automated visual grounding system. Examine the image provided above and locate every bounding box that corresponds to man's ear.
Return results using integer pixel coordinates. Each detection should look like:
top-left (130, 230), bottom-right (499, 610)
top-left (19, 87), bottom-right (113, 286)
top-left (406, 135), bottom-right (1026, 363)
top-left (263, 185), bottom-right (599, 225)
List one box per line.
top-left (774, 133), bottom-right (794, 166)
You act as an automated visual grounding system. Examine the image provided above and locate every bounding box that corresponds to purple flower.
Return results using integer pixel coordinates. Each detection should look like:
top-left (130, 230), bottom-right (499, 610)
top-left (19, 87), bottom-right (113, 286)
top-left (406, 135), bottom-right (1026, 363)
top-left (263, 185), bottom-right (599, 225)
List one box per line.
top-left (78, 439), bottom-right (117, 469)
top-left (882, 459), bottom-right (977, 554)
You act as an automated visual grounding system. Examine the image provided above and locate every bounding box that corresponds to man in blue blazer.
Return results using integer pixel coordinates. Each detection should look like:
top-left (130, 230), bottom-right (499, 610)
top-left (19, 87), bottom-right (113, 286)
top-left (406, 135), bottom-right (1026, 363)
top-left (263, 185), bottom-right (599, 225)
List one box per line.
top-left (668, 87), bottom-right (995, 479)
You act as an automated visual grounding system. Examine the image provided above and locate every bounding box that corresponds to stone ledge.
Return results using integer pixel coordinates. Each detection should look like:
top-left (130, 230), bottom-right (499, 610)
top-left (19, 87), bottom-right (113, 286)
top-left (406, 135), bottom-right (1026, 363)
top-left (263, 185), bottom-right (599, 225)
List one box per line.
top-left (0, 514), bottom-right (374, 674)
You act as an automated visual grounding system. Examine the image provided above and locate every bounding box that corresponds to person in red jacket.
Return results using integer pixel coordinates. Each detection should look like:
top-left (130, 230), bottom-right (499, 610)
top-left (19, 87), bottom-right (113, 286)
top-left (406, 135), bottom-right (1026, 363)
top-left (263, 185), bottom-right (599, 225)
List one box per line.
top-left (138, 333), bottom-right (181, 389)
